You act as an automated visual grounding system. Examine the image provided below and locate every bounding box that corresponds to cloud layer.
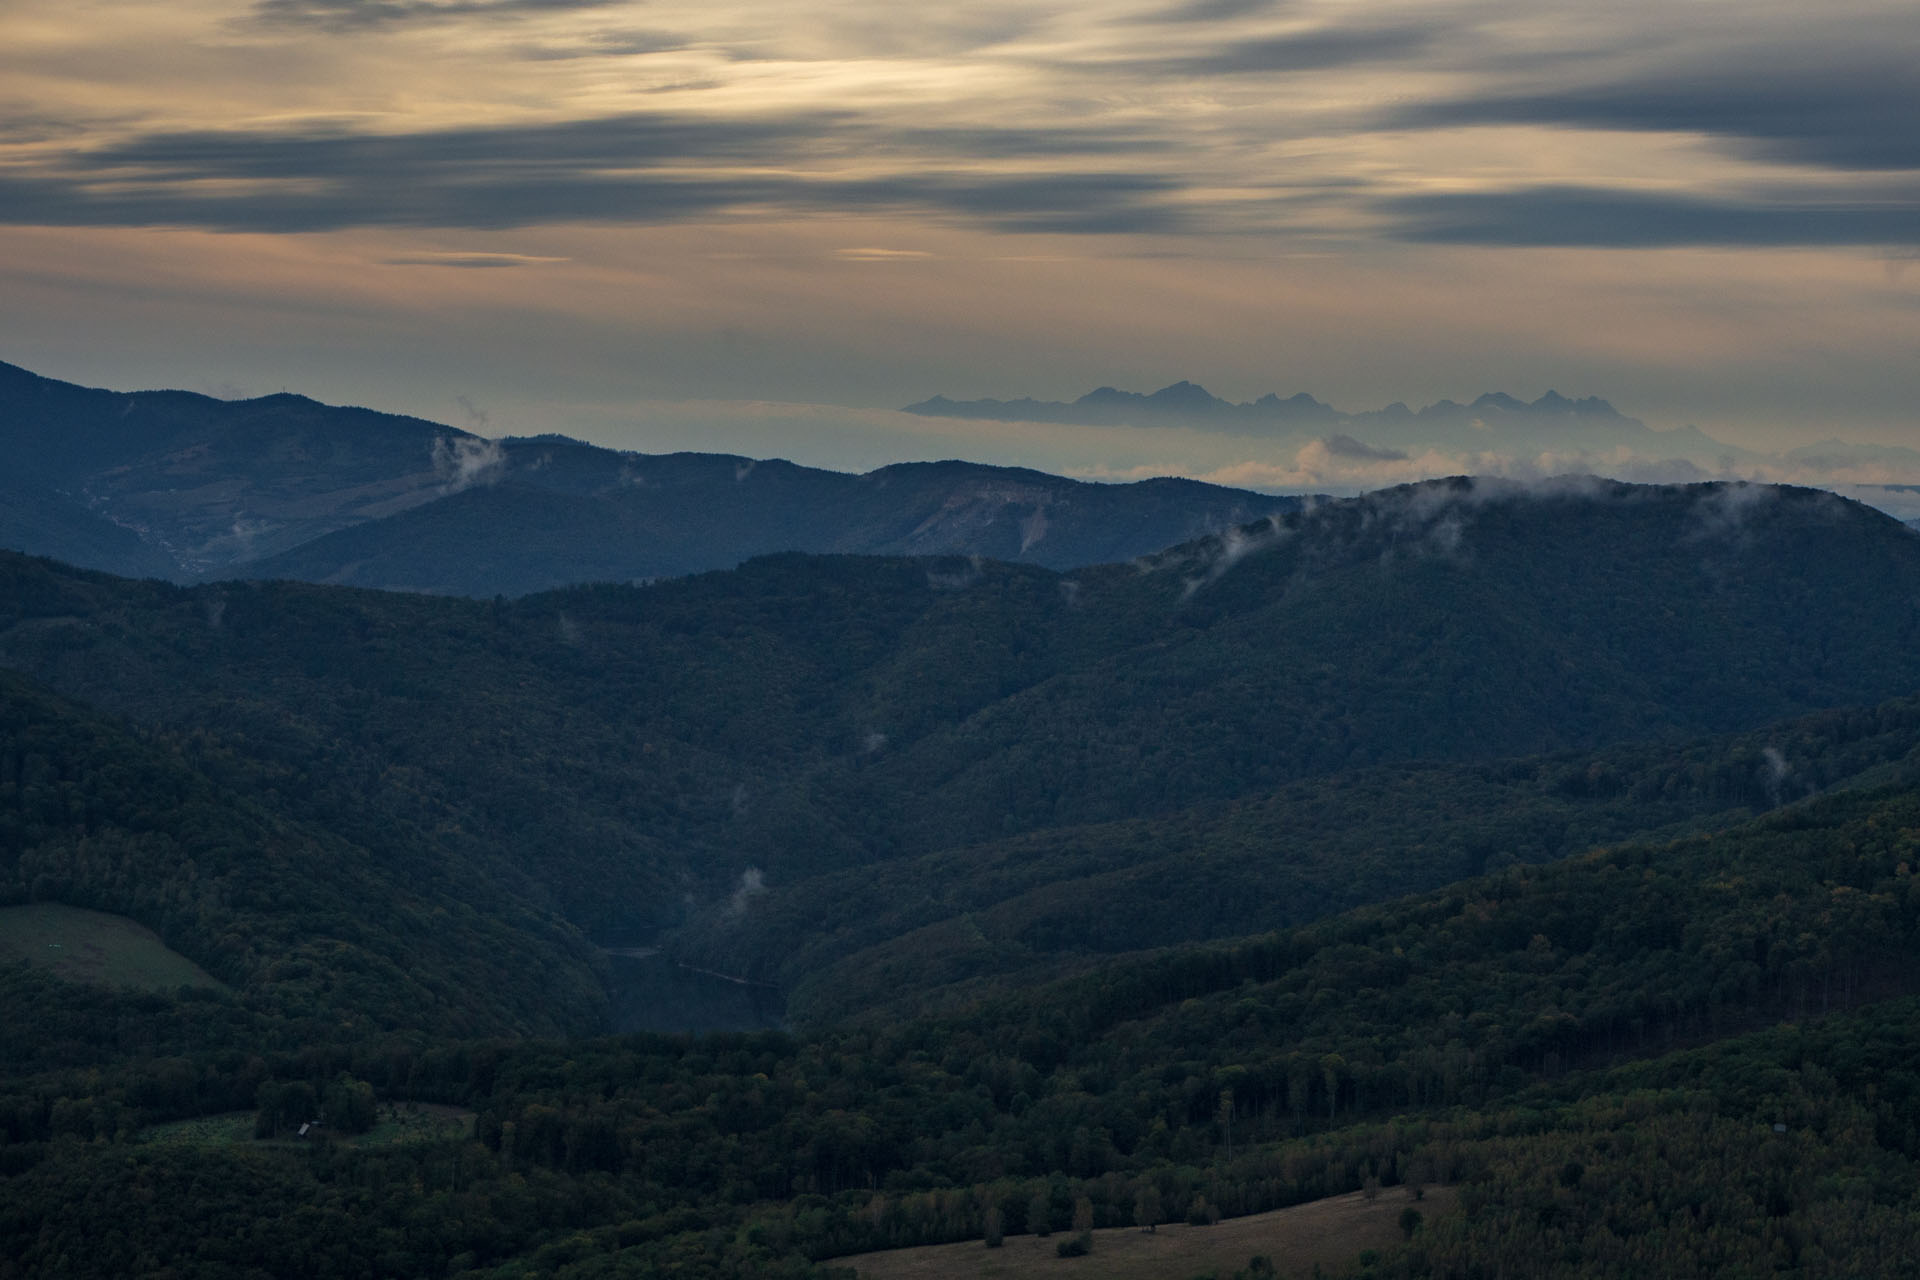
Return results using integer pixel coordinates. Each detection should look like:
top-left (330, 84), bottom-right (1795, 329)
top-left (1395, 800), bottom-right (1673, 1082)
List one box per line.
top-left (2, 1), bottom-right (1912, 246)
top-left (0, 0), bottom-right (1916, 457)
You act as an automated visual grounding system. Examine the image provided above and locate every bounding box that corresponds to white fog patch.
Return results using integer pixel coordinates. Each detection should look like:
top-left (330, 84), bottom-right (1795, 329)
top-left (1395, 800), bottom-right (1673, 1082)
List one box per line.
top-left (863, 731), bottom-right (888, 753)
top-left (1690, 480), bottom-right (1778, 543)
top-left (1018, 504), bottom-right (1050, 554)
top-left (1181, 515), bottom-right (1290, 596)
top-left (228, 515), bottom-right (275, 558)
top-left (926, 556), bottom-right (984, 590)
top-left (1763, 746), bottom-right (1791, 805)
top-left (725, 867), bottom-right (766, 918)
top-left (1425, 512), bottom-right (1464, 557)
top-left (432, 435), bottom-right (505, 493)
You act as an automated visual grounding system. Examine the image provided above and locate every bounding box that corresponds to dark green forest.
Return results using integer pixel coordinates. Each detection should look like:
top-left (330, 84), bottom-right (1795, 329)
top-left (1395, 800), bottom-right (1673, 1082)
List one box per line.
top-left (8, 770), bottom-right (1920, 1276)
top-left (6, 477), bottom-right (1920, 1276)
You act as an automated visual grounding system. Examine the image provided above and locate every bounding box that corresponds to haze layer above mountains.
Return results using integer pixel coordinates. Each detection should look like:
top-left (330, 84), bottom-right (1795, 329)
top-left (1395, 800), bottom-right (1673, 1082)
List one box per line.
top-left (906, 382), bottom-right (1729, 458)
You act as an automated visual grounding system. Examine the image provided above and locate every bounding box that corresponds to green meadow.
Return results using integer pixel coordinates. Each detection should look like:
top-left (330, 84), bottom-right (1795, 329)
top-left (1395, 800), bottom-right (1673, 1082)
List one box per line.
top-left (0, 903), bottom-right (226, 994)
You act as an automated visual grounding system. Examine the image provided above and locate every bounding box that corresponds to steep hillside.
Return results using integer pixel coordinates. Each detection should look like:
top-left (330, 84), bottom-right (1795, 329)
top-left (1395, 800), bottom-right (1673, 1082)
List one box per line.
top-left (0, 473), bottom-right (178, 582)
top-left (796, 478), bottom-right (1920, 857)
top-left (0, 666), bottom-right (605, 1062)
top-left (232, 447), bottom-right (1297, 595)
top-left (0, 360), bottom-right (458, 573)
top-left (711, 697), bottom-right (1920, 1026)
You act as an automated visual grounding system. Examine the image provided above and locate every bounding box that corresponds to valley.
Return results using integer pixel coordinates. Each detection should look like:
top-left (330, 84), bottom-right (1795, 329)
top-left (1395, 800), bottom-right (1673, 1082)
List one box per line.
top-left (3, 391), bottom-right (1920, 1276)
top-left (7, 0), bottom-right (1915, 1271)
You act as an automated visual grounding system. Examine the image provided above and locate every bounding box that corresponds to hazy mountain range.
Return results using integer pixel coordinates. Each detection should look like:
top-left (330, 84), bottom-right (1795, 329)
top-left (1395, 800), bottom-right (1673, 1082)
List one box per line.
top-left (906, 382), bottom-right (1740, 460)
top-left (11, 358), bottom-right (1920, 600)
top-left (0, 360), bottom-right (1296, 595)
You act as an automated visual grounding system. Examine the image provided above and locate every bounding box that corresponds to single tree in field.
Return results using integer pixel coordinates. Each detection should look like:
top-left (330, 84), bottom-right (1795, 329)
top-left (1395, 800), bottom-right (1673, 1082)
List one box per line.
top-left (1058, 1196), bottom-right (1092, 1256)
top-left (1134, 1184), bottom-right (1163, 1233)
top-left (1028, 1188), bottom-right (1053, 1237)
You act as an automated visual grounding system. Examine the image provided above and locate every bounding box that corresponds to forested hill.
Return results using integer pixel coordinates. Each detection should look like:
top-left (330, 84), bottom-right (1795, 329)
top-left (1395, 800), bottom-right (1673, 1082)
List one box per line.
top-left (4, 476), bottom-right (1920, 1024)
top-left (9, 729), bottom-right (1920, 1276)
top-left (0, 358), bottom-right (459, 576)
top-left (11, 474), bottom-right (1920, 1277)
top-left (724, 695), bottom-right (1920, 1026)
top-left (0, 667), bottom-right (607, 1055)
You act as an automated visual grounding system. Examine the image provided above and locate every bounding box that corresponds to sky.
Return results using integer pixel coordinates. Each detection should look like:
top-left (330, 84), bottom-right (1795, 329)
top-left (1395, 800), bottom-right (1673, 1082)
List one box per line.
top-left (2, 0), bottom-right (1917, 491)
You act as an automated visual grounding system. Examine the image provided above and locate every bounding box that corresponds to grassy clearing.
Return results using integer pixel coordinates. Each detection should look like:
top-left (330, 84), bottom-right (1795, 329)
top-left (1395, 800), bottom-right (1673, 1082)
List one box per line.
top-left (141, 1112), bottom-right (258, 1147)
top-left (837, 1186), bottom-right (1455, 1280)
top-left (140, 1104), bottom-right (475, 1149)
top-left (0, 903), bottom-right (225, 993)
top-left (354, 1104), bottom-right (475, 1147)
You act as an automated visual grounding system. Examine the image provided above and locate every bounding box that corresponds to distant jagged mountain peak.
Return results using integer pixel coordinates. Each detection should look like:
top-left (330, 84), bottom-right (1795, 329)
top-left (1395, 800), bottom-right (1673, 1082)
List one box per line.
top-left (905, 383), bottom-right (1630, 426)
top-left (901, 382), bottom-right (1714, 463)
top-left (1145, 380), bottom-right (1225, 410)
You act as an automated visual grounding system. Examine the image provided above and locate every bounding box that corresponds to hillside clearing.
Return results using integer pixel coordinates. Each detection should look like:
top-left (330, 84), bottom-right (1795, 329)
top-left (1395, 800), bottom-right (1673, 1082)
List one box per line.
top-left (140, 1104), bottom-right (475, 1148)
top-left (837, 1186), bottom-right (1455, 1280)
top-left (0, 903), bottom-right (225, 993)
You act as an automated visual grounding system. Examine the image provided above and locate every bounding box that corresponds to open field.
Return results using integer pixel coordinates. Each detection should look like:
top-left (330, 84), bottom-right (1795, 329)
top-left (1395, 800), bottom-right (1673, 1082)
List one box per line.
top-left (353, 1103), bottom-right (476, 1147)
top-left (141, 1104), bottom-right (475, 1148)
top-left (0, 903), bottom-right (225, 992)
top-left (140, 1112), bottom-right (258, 1147)
top-left (837, 1187), bottom-right (1456, 1280)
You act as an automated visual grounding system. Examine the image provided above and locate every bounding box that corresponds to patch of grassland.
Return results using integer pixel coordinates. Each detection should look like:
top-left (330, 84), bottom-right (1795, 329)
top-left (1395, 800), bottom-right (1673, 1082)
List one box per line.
top-left (0, 903), bottom-right (226, 993)
top-left (140, 1104), bottom-right (474, 1149)
top-left (838, 1187), bottom-right (1456, 1280)
top-left (141, 1112), bottom-right (257, 1147)
top-left (353, 1103), bottom-right (475, 1147)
